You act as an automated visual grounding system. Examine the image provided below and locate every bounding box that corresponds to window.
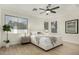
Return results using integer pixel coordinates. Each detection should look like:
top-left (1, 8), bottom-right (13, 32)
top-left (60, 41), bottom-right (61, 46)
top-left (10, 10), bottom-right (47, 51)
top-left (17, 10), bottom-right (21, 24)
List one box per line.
top-left (5, 15), bottom-right (28, 33)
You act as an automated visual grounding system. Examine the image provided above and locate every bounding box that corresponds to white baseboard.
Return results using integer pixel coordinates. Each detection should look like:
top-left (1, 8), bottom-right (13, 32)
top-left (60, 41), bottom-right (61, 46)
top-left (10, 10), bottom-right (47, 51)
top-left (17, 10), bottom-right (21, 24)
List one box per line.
top-left (63, 40), bottom-right (79, 45)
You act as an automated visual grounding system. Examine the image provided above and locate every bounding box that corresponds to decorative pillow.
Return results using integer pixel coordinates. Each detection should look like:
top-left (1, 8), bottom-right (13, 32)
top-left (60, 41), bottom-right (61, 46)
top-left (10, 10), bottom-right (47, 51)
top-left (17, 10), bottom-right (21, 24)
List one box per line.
top-left (31, 32), bottom-right (37, 35)
top-left (37, 32), bottom-right (42, 34)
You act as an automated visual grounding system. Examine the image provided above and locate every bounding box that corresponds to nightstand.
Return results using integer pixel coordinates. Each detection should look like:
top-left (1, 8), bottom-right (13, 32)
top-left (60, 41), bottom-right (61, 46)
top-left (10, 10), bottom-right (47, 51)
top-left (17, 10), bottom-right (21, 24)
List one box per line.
top-left (21, 36), bottom-right (31, 44)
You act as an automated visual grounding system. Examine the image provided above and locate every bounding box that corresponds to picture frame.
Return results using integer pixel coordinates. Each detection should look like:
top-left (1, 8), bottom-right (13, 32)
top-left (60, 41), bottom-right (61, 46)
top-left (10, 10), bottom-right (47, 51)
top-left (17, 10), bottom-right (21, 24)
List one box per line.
top-left (44, 22), bottom-right (49, 30)
top-left (51, 21), bottom-right (57, 33)
top-left (65, 19), bottom-right (78, 34)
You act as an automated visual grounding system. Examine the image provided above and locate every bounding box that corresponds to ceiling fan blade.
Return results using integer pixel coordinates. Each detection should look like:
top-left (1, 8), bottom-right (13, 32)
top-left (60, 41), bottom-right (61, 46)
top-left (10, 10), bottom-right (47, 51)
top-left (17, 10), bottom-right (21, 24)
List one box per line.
top-left (39, 8), bottom-right (45, 10)
top-left (40, 11), bottom-right (46, 14)
top-left (32, 8), bottom-right (38, 11)
top-left (51, 6), bottom-right (60, 10)
top-left (51, 11), bottom-right (56, 13)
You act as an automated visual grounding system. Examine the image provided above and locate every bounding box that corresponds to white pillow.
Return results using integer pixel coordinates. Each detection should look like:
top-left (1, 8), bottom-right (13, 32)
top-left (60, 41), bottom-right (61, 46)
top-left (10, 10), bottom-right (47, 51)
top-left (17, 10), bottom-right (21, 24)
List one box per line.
top-left (31, 32), bottom-right (37, 35)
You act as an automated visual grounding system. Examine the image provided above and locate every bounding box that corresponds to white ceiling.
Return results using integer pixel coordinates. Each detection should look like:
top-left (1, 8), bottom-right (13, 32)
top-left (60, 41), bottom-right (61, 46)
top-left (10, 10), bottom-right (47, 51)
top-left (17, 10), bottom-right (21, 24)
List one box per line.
top-left (0, 4), bottom-right (78, 19)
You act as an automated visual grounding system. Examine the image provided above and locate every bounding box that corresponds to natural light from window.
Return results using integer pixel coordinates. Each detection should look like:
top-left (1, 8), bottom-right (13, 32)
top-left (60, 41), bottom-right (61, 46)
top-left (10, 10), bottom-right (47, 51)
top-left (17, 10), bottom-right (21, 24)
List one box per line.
top-left (5, 15), bottom-right (28, 34)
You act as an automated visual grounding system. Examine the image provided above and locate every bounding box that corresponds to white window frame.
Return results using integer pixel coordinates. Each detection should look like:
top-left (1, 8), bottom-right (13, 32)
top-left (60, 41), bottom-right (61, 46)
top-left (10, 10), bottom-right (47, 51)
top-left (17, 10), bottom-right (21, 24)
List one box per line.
top-left (4, 15), bottom-right (28, 34)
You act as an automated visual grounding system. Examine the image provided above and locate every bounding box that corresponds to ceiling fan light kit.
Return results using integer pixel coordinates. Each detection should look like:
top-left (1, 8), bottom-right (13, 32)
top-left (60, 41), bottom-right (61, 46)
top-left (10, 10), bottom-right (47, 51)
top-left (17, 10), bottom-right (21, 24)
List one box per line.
top-left (32, 4), bottom-right (60, 15)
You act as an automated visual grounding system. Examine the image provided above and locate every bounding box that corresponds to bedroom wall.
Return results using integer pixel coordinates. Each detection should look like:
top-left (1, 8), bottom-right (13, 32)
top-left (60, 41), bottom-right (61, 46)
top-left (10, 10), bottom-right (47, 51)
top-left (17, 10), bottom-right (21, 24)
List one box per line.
top-left (58, 5), bottom-right (79, 44)
top-left (0, 9), bottom-right (2, 47)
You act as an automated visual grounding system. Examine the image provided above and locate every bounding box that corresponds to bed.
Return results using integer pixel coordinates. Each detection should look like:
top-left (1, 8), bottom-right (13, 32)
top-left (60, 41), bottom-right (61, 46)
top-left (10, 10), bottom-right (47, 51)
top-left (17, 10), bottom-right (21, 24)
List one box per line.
top-left (31, 33), bottom-right (63, 51)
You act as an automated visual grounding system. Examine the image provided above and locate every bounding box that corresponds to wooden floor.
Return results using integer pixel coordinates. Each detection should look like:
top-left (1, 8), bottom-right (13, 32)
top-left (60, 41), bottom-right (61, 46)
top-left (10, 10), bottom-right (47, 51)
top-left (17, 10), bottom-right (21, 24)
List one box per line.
top-left (0, 41), bottom-right (79, 55)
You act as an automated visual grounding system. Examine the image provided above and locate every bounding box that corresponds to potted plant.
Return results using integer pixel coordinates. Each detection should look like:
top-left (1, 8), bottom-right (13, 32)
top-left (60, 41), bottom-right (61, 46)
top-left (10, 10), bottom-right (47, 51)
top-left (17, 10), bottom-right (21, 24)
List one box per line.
top-left (2, 24), bottom-right (12, 44)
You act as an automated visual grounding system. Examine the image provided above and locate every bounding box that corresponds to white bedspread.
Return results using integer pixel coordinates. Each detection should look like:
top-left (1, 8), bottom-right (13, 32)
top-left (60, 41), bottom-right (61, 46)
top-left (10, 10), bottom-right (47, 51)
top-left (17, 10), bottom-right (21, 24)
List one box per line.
top-left (31, 35), bottom-right (62, 50)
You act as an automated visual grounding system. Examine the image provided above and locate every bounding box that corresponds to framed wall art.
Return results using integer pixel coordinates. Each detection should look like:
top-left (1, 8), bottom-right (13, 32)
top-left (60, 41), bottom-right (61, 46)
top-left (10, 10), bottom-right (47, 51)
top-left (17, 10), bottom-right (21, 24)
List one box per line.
top-left (65, 19), bottom-right (78, 34)
top-left (44, 22), bottom-right (49, 30)
top-left (51, 21), bottom-right (57, 33)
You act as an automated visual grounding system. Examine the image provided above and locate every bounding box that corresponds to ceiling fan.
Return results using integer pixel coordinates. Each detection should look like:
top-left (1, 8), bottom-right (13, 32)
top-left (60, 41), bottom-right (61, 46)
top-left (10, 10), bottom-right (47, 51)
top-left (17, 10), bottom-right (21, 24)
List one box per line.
top-left (32, 4), bottom-right (60, 15)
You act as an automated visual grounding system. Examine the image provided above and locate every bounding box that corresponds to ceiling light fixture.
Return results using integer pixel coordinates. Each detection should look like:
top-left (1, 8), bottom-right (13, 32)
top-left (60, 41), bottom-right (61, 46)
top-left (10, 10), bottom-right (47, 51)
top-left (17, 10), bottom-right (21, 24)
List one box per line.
top-left (32, 4), bottom-right (60, 15)
top-left (46, 11), bottom-right (50, 15)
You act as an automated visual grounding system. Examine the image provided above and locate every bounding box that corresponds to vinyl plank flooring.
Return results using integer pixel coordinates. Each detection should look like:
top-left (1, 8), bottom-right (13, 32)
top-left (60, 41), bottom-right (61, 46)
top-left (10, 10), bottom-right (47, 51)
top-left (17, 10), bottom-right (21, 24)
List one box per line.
top-left (0, 41), bottom-right (79, 55)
